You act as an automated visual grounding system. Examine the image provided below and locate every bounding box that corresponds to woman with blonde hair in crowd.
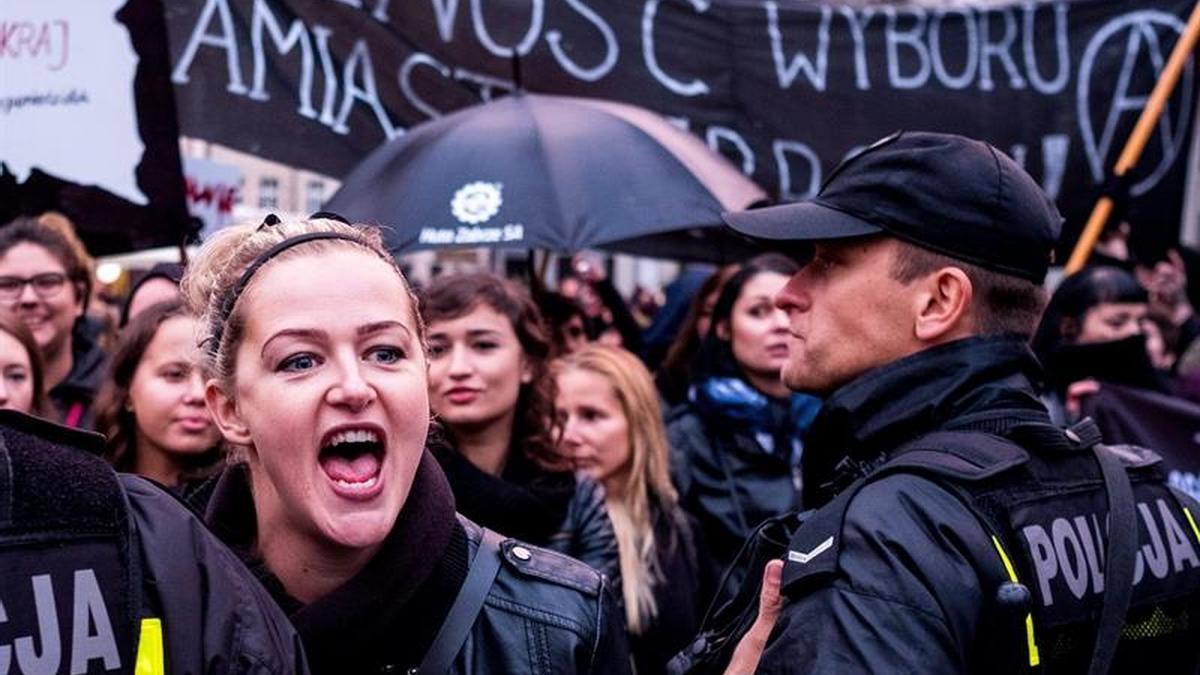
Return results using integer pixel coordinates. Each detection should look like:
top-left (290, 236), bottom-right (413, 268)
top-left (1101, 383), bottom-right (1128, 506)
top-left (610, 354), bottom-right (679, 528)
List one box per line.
top-left (554, 345), bottom-right (711, 674)
top-left (183, 215), bottom-right (627, 674)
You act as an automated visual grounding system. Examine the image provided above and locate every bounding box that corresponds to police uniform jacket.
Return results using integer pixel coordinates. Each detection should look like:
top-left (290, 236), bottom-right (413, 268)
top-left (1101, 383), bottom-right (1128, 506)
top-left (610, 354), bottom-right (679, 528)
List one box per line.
top-left (202, 450), bottom-right (631, 675)
top-left (0, 411), bottom-right (308, 675)
top-left (756, 336), bottom-right (1200, 674)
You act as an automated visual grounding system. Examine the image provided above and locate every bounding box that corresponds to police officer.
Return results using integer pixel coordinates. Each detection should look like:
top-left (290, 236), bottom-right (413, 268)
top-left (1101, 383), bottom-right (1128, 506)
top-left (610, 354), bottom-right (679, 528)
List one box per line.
top-left (0, 409), bottom-right (308, 675)
top-left (715, 131), bottom-right (1200, 673)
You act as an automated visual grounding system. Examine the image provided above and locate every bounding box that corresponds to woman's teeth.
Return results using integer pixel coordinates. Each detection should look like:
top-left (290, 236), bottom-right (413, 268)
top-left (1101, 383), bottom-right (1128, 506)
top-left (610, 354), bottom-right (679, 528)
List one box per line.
top-left (332, 475), bottom-right (379, 490)
top-left (328, 429), bottom-right (380, 446)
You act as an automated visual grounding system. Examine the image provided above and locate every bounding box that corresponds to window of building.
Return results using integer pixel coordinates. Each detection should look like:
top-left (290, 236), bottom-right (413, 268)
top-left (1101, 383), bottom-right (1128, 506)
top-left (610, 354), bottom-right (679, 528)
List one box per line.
top-left (258, 177), bottom-right (279, 209)
top-left (305, 180), bottom-right (325, 214)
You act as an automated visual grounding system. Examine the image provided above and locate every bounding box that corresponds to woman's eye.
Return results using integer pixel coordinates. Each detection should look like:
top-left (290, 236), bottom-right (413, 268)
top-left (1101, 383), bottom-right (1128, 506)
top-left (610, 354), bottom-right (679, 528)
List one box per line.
top-left (748, 304), bottom-right (771, 318)
top-left (472, 341), bottom-right (498, 352)
top-left (427, 343), bottom-right (447, 358)
top-left (279, 353), bottom-right (319, 372)
top-left (5, 370), bottom-right (26, 383)
top-left (367, 346), bottom-right (404, 364)
top-left (162, 368), bottom-right (188, 381)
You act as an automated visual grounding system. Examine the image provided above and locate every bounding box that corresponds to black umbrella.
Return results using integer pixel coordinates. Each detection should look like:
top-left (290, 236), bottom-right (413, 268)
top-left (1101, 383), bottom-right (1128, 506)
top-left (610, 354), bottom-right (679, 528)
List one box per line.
top-left (326, 93), bottom-right (767, 262)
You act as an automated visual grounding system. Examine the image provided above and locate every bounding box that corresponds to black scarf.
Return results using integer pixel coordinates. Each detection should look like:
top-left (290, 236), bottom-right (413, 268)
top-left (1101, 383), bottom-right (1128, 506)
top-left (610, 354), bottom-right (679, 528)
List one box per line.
top-left (802, 335), bottom-right (1051, 507)
top-left (204, 449), bottom-right (467, 674)
top-left (431, 437), bottom-right (575, 544)
top-left (1043, 334), bottom-right (1171, 395)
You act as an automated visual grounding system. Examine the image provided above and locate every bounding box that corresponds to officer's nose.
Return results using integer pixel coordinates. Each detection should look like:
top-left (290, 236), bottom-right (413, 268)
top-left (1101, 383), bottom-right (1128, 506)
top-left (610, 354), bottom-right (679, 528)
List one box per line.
top-left (775, 273), bottom-right (811, 315)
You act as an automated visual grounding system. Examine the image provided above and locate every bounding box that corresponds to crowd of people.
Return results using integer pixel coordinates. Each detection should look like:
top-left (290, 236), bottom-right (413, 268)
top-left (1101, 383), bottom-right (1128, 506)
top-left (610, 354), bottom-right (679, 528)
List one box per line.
top-left (2, 131), bottom-right (1200, 673)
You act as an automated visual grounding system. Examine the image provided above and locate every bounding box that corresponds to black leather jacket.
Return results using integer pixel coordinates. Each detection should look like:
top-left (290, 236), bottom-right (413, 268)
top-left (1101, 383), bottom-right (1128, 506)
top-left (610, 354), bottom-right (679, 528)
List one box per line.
top-left (541, 474), bottom-right (622, 584)
top-left (433, 440), bottom-right (622, 588)
top-left (454, 516), bottom-right (631, 674)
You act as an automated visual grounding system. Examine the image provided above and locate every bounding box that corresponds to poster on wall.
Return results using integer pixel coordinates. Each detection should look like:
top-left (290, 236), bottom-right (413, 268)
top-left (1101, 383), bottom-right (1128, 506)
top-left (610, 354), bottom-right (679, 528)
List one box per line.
top-left (164, 0), bottom-right (1199, 258)
top-left (183, 156), bottom-right (241, 238)
top-left (0, 0), bottom-right (190, 254)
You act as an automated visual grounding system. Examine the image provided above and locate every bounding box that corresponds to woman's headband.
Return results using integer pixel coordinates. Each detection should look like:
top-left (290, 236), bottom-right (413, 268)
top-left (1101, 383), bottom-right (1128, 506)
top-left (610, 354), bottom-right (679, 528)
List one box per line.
top-left (207, 213), bottom-right (366, 358)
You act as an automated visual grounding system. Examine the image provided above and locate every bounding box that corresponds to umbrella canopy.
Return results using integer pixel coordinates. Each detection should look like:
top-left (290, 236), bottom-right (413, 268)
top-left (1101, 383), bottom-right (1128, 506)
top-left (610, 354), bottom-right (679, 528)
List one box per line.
top-left (326, 93), bottom-right (767, 262)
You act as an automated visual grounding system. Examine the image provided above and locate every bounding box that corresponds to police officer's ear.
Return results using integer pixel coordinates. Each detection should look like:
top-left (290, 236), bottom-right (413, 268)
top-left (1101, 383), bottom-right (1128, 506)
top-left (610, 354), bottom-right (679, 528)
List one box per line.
top-left (205, 380), bottom-right (253, 447)
top-left (912, 266), bottom-right (974, 343)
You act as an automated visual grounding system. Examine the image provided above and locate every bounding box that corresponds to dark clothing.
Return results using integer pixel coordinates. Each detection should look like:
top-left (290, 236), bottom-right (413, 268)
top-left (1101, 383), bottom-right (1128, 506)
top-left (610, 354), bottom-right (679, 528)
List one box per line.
top-left (0, 410), bottom-right (307, 674)
top-left (204, 451), bottom-right (631, 675)
top-left (757, 336), bottom-right (1200, 673)
top-left (47, 321), bottom-right (107, 429)
top-left (1079, 382), bottom-right (1200, 501)
top-left (432, 439), bottom-right (623, 586)
top-left (631, 499), bottom-right (714, 675)
top-left (1041, 334), bottom-right (1171, 398)
top-left (591, 277), bottom-right (643, 354)
top-left (666, 380), bottom-right (812, 589)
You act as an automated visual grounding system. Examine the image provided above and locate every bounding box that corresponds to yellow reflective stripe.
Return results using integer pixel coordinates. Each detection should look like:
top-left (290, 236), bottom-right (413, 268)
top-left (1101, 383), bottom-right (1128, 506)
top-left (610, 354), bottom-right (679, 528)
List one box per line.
top-left (1184, 507), bottom-right (1200, 547)
top-left (991, 536), bottom-right (1041, 667)
top-left (135, 618), bottom-right (165, 675)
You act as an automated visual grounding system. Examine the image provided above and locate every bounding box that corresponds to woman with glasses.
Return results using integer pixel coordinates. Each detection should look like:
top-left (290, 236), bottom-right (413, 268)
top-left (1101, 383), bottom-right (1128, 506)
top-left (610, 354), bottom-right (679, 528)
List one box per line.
top-left (0, 217), bottom-right (107, 427)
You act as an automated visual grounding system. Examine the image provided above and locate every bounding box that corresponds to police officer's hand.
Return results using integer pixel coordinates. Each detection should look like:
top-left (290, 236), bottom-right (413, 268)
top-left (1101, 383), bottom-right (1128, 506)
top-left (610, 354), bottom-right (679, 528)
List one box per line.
top-left (724, 559), bottom-right (784, 675)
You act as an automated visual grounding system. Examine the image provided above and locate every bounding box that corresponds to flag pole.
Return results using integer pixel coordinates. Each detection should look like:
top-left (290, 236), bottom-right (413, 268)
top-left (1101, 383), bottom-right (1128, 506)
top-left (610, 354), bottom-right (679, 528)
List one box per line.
top-left (1065, 0), bottom-right (1200, 274)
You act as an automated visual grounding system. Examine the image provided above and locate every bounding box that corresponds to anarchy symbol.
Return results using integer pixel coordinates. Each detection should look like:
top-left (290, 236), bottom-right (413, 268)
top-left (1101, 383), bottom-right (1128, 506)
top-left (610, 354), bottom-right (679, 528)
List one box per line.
top-left (1077, 10), bottom-right (1194, 196)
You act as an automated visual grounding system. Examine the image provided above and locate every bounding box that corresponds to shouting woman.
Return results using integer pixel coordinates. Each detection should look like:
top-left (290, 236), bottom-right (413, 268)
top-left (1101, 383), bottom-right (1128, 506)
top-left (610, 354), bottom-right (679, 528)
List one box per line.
top-left (184, 216), bottom-right (628, 674)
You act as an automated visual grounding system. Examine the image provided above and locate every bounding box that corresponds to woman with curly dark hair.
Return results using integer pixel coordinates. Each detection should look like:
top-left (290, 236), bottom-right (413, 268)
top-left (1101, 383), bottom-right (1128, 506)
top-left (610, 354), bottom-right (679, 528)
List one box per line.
top-left (93, 301), bottom-right (223, 491)
top-left (421, 273), bottom-right (621, 587)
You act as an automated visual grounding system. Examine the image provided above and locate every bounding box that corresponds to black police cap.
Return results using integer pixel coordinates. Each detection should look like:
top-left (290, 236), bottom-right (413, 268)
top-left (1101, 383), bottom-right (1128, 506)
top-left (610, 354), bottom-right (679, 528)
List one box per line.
top-left (723, 131), bottom-right (1064, 283)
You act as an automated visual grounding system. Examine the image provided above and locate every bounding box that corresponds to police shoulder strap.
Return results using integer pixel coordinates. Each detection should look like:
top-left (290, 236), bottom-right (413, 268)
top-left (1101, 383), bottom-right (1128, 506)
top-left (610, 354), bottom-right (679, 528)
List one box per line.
top-left (418, 527), bottom-right (504, 674)
top-left (1088, 444), bottom-right (1138, 675)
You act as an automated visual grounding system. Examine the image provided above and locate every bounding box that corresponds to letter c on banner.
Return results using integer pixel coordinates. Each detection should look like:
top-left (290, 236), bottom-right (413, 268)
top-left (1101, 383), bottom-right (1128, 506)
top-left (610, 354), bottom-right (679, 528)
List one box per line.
top-left (641, 0), bottom-right (711, 97)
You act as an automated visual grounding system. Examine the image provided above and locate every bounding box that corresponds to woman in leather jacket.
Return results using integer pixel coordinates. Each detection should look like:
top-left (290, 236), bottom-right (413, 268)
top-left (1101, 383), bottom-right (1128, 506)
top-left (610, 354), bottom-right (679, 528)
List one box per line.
top-left (665, 254), bottom-right (821, 593)
top-left (183, 216), bottom-right (629, 675)
top-left (421, 273), bottom-right (622, 587)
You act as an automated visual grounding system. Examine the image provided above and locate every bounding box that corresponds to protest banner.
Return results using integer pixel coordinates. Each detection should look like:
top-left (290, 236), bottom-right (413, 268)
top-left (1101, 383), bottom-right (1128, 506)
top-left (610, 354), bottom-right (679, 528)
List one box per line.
top-left (165, 0), bottom-right (1199, 256)
top-left (1, 0), bottom-right (190, 254)
top-left (1080, 382), bottom-right (1200, 501)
